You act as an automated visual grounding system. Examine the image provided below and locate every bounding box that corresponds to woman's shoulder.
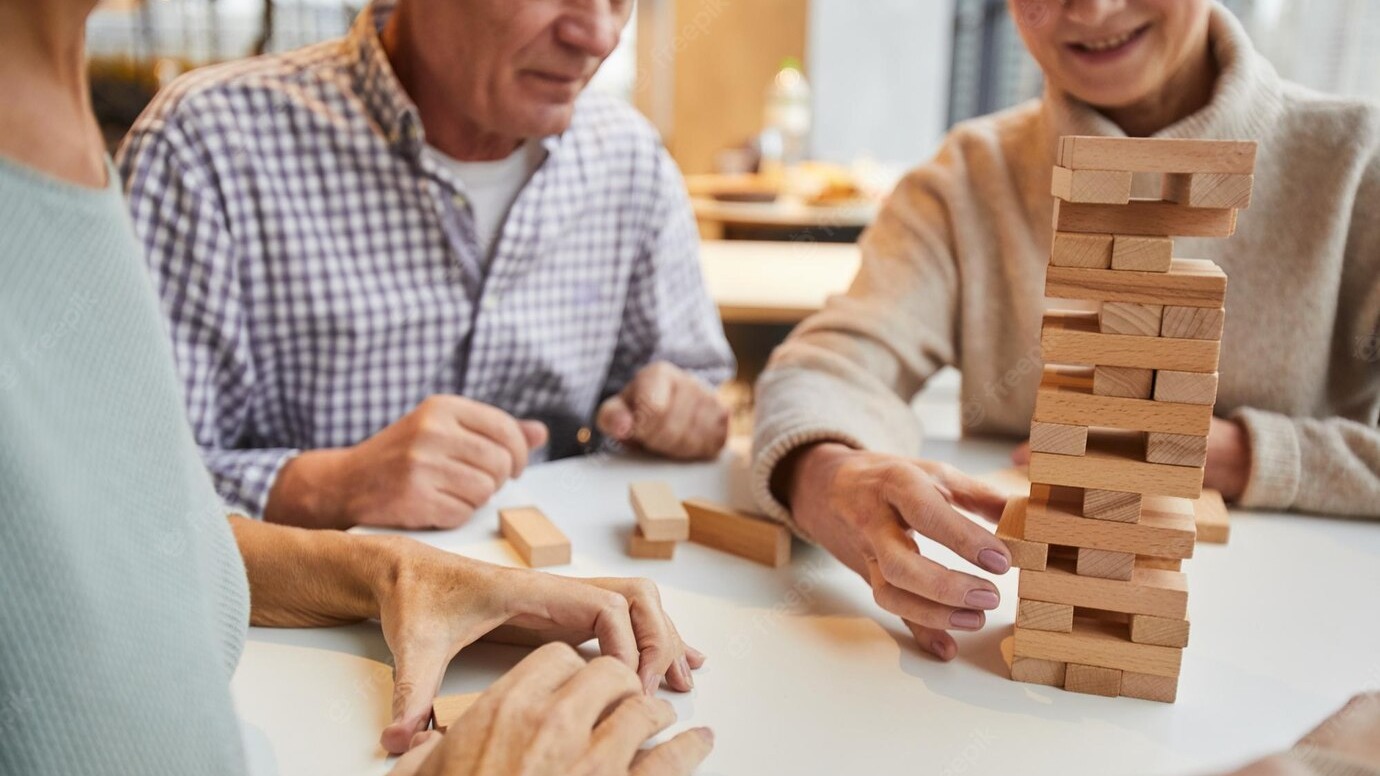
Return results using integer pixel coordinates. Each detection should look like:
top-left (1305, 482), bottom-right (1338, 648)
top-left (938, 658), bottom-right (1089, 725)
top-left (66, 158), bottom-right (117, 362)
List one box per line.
top-left (1272, 83), bottom-right (1380, 160)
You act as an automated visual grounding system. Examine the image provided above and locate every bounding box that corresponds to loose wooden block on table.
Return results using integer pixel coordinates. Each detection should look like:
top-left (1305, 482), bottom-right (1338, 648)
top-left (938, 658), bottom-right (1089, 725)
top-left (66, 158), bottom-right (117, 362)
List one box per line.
top-left (1011, 656), bottom-right (1067, 687)
top-left (1050, 232), bottom-right (1114, 268)
top-left (1154, 370), bottom-right (1220, 406)
top-left (1042, 311), bottom-right (1220, 373)
top-left (1111, 236), bottom-right (1174, 273)
top-left (1053, 199), bottom-right (1238, 239)
top-left (1094, 365), bottom-right (1154, 399)
top-left (1057, 136), bottom-right (1258, 175)
top-left (682, 499), bottom-right (791, 567)
top-left (1099, 302), bottom-right (1164, 337)
top-left (1161, 306), bottom-right (1226, 341)
top-left (1035, 366), bottom-right (1212, 436)
top-left (629, 482), bottom-right (690, 542)
top-left (1046, 258), bottom-right (1227, 309)
top-left (997, 497), bottom-right (1048, 571)
top-left (1084, 489), bottom-right (1144, 523)
top-left (1029, 428), bottom-right (1206, 500)
top-left (1130, 614), bottom-right (1191, 648)
top-left (433, 692), bottom-right (484, 733)
top-left (1051, 166), bottom-right (1133, 204)
top-left (1065, 663), bottom-right (1122, 698)
top-left (498, 507), bottom-right (572, 568)
top-left (1026, 483), bottom-right (1196, 559)
top-left (1018, 559), bottom-right (1189, 620)
top-left (1014, 616), bottom-right (1183, 677)
top-left (1194, 489), bottom-right (1231, 544)
top-left (1077, 548), bottom-right (1135, 581)
top-left (1163, 172), bottom-right (1254, 210)
top-left (627, 526), bottom-right (676, 560)
top-left (1121, 671), bottom-right (1179, 703)
top-left (1017, 600), bottom-right (1075, 632)
top-left (1029, 421), bottom-right (1088, 456)
top-left (1147, 432), bottom-right (1209, 468)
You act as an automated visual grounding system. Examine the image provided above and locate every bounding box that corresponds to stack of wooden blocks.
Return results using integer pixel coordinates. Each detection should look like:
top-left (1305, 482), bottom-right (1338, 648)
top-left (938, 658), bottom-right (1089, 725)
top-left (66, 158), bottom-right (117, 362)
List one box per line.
top-left (1001, 136), bottom-right (1256, 702)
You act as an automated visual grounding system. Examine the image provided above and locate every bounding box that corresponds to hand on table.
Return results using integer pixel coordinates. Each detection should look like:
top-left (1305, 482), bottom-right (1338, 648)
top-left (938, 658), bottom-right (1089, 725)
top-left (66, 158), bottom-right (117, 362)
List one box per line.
top-left (1011, 417), bottom-right (1252, 501)
top-left (376, 541), bottom-right (704, 754)
top-left (388, 643), bottom-right (714, 776)
top-left (265, 395), bottom-right (548, 530)
top-left (596, 362), bottom-right (728, 461)
top-left (1225, 691), bottom-right (1380, 775)
top-left (776, 442), bottom-right (1012, 660)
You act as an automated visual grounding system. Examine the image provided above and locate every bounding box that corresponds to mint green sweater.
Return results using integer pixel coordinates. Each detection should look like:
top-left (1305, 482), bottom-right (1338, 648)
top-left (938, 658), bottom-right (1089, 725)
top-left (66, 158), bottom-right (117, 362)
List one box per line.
top-left (0, 157), bottom-right (250, 774)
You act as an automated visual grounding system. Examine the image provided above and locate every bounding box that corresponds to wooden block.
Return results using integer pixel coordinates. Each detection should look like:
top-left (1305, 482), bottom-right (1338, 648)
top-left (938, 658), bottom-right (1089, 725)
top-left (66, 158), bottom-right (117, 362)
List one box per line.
top-left (1057, 136), bottom-right (1257, 175)
top-left (1137, 556), bottom-right (1182, 571)
top-left (629, 482), bottom-right (690, 542)
top-left (1099, 302), bottom-right (1164, 337)
top-left (1027, 483), bottom-right (1197, 559)
top-left (1043, 311), bottom-right (1220, 373)
top-left (1017, 600), bottom-right (1074, 632)
top-left (1011, 656), bottom-right (1067, 687)
top-left (1112, 236), bottom-right (1173, 273)
top-left (1130, 614), bottom-right (1191, 648)
top-left (1050, 231), bottom-right (1113, 268)
top-left (1094, 365), bottom-right (1154, 399)
top-left (1163, 172), bottom-right (1254, 210)
top-left (1046, 258), bottom-right (1226, 309)
top-left (1065, 663), bottom-right (1122, 697)
top-left (1121, 671), bottom-right (1179, 703)
top-left (1077, 548), bottom-right (1135, 581)
top-left (1154, 370), bottom-right (1219, 406)
top-left (1053, 199), bottom-right (1238, 239)
top-left (1035, 366), bottom-right (1212, 436)
top-left (1029, 421), bottom-right (1088, 456)
top-left (1194, 489), bottom-right (1231, 544)
top-left (1083, 489), bottom-right (1143, 523)
top-left (997, 497), bottom-right (1048, 571)
top-left (1161, 306), bottom-right (1225, 341)
top-left (498, 507), bottom-right (572, 568)
top-left (432, 692), bottom-right (484, 732)
top-left (1014, 616), bottom-right (1183, 677)
top-left (1146, 432), bottom-right (1208, 467)
top-left (627, 526), bottom-right (676, 560)
top-left (1051, 166), bottom-right (1133, 204)
top-left (1018, 559), bottom-right (1188, 620)
top-left (683, 499), bottom-right (791, 567)
top-left (1029, 428), bottom-right (1206, 499)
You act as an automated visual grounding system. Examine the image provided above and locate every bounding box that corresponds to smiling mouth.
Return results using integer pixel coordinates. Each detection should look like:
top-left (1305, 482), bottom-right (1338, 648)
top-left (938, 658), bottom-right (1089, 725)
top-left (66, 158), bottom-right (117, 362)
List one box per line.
top-left (1067, 23), bottom-right (1151, 55)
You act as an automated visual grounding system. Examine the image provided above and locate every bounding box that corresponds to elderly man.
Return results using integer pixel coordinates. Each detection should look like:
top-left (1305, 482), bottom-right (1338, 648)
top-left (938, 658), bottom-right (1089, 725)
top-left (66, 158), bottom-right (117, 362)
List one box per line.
top-left (118, 0), bottom-right (734, 530)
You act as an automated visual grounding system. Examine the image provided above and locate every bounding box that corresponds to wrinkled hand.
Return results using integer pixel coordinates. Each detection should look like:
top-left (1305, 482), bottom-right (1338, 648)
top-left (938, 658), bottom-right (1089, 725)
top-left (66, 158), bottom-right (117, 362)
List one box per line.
top-left (596, 362), bottom-right (728, 460)
top-left (388, 643), bottom-right (714, 776)
top-left (780, 443), bottom-right (1012, 660)
top-left (377, 542), bottom-right (704, 755)
top-left (1012, 417), bottom-right (1251, 501)
top-left (267, 395), bottom-right (548, 529)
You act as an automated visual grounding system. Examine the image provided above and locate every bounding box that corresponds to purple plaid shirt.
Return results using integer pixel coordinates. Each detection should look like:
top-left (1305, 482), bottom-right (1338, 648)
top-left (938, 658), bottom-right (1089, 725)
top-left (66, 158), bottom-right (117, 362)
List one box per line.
top-left (117, 0), bottom-right (734, 516)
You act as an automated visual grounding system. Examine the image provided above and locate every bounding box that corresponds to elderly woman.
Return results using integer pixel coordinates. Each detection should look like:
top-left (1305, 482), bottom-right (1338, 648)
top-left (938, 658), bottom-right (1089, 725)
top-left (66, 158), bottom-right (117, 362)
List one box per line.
top-left (0, 1), bottom-right (709, 773)
top-left (753, 0), bottom-right (1379, 661)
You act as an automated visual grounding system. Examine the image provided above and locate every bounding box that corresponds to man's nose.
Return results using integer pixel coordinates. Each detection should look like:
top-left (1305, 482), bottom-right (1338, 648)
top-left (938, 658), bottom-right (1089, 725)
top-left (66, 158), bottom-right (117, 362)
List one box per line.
top-left (556, 4), bottom-right (622, 60)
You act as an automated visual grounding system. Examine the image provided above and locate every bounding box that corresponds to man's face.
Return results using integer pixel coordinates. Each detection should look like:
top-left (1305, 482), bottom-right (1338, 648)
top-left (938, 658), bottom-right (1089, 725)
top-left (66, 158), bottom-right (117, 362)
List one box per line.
top-left (414, 0), bottom-right (633, 138)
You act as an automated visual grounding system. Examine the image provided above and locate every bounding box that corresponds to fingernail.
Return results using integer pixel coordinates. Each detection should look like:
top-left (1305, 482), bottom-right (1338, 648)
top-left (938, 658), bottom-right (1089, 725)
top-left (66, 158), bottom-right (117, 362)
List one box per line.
top-left (696, 727), bottom-right (715, 744)
top-left (978, 548), bottom-right (1011, 574)
top-left (950, 609), bottom-right (983, 629)
top-left (964, 589), bottom-right (1000, 609)
top-left (930, 638), bottom-right (954, 660)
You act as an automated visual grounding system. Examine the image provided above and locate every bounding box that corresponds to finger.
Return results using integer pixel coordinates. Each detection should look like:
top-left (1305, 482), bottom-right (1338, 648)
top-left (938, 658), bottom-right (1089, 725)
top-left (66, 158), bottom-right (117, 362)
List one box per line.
top-left (526, 575), bottom-right (641, 672)
top-left (1011, 440), bottom-right (1032, 467)
top-left (629, 727), bottom-right (715, 776)
top-left (547, 655), bottom-right (643, 734)
top-left (441, 429), bottom-right (514, 486)
top-left (866, 519), bottom-right (1001, 611)
top-left (638, 382), bottom-right (695, 455)
top-left (519, 419), bottom-right (549, 452)
top-left (905, 619), bottom-right (958, 662)
top-left (632, 363), bottom-right (675, 415)
top-left (883, 467), bottom-right (1011, 575)
top-left (381, 642), bottom-right (453, 755)
top-left (432, 464), bottom-right (499, 514)
top-left (585, 696), bottom-right (676, 771)
top-left (685, 644), bottom-right (707, 670)
top-left (452, 401), bottom-right (532, 478)
top-left (616, 579), bottom-right (684, 694)
top-left (596, 395), bottom-right (636, 440)
top-left (388, 731), bottom-right (445, 776)
top-left (866, 557), bottom-right (985, 631)
top-left (919, 461), bottom-right (1013, 523)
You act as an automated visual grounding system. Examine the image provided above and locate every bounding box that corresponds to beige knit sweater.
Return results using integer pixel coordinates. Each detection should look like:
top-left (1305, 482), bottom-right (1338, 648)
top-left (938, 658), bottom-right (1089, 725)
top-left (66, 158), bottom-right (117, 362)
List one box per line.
top-left (752, 6), bottom-right (1380, 525)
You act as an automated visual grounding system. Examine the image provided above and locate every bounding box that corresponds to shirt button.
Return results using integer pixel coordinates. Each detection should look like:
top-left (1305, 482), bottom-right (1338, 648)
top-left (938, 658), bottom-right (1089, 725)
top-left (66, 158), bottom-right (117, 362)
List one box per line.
top-left (451, 193), bottom-right (467, 208)
top-left (482, 295), bottom-right (500, 312)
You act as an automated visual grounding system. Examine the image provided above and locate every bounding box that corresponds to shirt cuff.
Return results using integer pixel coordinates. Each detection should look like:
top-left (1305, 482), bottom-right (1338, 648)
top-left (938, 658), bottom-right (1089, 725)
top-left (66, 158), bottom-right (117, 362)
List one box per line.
top-left (203, 448), bottom-right (301, 519)
top-left (1232, 407), bottom-right (1303, 511)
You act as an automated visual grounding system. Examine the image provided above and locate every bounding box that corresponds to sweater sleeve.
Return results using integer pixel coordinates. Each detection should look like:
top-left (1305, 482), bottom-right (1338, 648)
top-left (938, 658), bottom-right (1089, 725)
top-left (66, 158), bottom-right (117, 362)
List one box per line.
top-left (751, 149), bottom-right (964, 527)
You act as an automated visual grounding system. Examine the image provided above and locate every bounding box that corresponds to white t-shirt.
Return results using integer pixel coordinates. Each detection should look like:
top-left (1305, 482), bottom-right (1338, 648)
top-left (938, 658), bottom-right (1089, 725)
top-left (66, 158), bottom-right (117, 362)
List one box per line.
top-left (431, 141), bottom-right (547, 261)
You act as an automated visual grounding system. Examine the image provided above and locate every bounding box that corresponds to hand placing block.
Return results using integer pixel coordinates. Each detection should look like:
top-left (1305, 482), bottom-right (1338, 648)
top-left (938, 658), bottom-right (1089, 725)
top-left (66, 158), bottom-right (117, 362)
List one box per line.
top-left (498, 506), bottom-right (571, 568)
top-left (629, 482), bottom-right (690, 542)
top-left (682, 499), bottom-right (791, 567)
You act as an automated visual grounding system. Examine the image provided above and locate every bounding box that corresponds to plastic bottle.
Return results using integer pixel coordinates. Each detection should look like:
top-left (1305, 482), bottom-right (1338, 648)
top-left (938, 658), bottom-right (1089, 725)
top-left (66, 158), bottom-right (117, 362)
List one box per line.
top-left (761, 57), bottom-right (812, 177)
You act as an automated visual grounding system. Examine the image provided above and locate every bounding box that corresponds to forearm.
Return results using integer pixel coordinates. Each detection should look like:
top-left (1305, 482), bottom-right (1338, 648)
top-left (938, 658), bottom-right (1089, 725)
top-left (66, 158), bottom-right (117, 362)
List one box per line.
top-left (229, 515), bottom-right (404, 627)
top-left (261, 447), bottom-right (354, 529)
top-left (1233, 408), bottom-right (1380, 517)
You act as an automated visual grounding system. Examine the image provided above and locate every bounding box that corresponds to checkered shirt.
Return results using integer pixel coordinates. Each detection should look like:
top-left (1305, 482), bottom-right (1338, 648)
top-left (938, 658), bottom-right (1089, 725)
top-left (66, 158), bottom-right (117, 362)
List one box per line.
top-left (117, 0), bottom-right (734, 516)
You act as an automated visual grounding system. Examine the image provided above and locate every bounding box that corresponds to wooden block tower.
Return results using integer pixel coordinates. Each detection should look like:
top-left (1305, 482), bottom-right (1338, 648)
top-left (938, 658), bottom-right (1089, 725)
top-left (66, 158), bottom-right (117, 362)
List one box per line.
top-left (1000, 136), bottom-right (1257, 702)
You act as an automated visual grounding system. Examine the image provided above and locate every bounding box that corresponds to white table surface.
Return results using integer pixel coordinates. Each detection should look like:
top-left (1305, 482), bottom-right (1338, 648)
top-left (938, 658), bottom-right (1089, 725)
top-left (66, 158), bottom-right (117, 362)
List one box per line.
top-left (232, 432), bottom-right (1380, 776)
top-left (699, 239), bottom-right (860, 324)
